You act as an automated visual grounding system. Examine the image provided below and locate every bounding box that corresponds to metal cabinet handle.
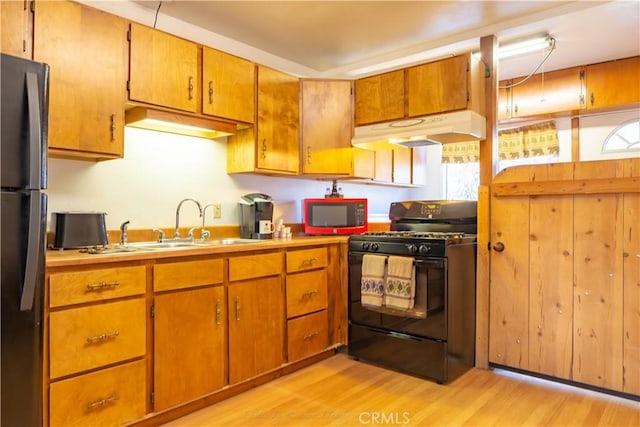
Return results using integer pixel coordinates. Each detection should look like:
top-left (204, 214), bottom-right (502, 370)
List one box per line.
top-left (215, 299), bottom-right (221, 325)
top-left (110, 114), bottom-right (116, 141)
top-left (87, 395), bottom-right (119, 410)
top-left (590, 92), bottom-right (595, 106)
top-left (208, 81), bottom-right (214, 104)
top-left (86, 331), bottom-right (119, 344)
top-left (260, 139), bottom-right (267, 160)
top-left (306, 146), bottom-right (312, 165)
top-left (235, 296), bottom-right (240, 321)
top-left (302, 290), bottom-right (318, 298)
top-left (86, 281), bottom-right (120, 291)
top-left (492, 242), bottom-right (505, 252)
top-left (301, 257), bottom-right (317, 266)
top-left (188, 76), bottom-right (194, 100)
top-left (303, 331), bottom-right (319, 341)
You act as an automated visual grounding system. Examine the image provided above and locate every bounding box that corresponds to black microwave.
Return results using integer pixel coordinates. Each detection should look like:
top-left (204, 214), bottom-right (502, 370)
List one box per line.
top-left (303, 198), bottom-right (368, 234)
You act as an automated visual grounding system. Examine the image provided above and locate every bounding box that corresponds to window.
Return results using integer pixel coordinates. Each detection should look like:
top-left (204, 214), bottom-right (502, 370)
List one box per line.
top-left (602, 119), bottom-right (640, 153)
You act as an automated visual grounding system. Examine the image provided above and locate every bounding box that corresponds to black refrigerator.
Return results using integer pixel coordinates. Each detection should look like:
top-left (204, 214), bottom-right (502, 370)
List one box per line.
top-left (1, 53), bottom-right (49, 427)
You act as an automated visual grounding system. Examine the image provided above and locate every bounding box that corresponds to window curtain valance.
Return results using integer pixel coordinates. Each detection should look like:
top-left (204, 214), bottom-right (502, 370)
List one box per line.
top-left (441, 120), bottom-right (559, 163)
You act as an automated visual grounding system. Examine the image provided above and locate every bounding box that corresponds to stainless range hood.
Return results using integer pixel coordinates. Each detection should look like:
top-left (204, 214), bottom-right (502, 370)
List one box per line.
top-left (352, 110), bottom-right (486, 150)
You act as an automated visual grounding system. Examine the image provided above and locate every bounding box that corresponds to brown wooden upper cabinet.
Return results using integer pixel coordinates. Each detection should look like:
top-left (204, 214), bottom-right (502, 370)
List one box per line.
top-left (354, 69), bottom-right (405, 126)
top-left (586, 56), bottom-right (640, 110)
top-left (1, 0), bottom-right (33, 58)
top-left (355, 53), bottom-right (484, 127)
top-left (372, 147), bottom-right (427, 186)
top-left (227, 66), bottom-right (299, 175)
top-left (300, 79), bottom-right (373, 178)
top-left (202, 47), bottom-right (255, 124)
top-left (34, 0), bottom-right (127, 159)
top-left (407, 54), bottom-right (483, 117)
top-left (128, 23), bottom-right (199, 113)
top-left (511, 67), bottom-right (585, 118)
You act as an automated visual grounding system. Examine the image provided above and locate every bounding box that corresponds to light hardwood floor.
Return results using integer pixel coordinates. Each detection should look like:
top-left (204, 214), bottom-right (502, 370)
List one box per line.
top-left (163, 354), bottom-right (639, 426)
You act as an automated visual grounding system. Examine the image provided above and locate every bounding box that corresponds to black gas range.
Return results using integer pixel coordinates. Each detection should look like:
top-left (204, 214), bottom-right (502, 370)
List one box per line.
top-left (347, 200), bottom-right (478, 383)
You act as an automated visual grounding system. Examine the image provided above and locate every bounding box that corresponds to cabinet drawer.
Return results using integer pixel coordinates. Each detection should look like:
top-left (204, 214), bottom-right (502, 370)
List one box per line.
top-left (286, 247), bottom-right (327, 273)
top-left (287, 310), bottom-right (328, 361)
top-left (49, 298), bottom-right (146, 379)
top-left (229, 251), bottom-right (283, 282)
top-left (49, 359), bottom-right (146, 427)
top-left (286, 269), bottom-right (328, 318)
top-left (49, 265), bottom-right (146, 308)
top-left (154, 258), bottom-right (223, 292)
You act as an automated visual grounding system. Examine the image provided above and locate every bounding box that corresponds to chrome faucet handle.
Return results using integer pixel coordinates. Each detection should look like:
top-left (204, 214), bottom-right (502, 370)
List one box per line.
top-left (120, 220), bottom-right (130, 245)
top-left (200, 229), bottom-right (211, 241)
top-left (152, 228), bottom-right (165, 243)
top-left (187, 227), bottom-right (198, 240)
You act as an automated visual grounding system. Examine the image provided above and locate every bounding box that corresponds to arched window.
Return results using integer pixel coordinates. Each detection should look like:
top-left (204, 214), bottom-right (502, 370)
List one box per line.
top-left (602, 119), bottom-right (640, 153)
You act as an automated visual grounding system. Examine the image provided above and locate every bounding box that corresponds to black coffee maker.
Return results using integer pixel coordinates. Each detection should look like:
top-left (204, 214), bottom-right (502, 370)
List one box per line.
top-left (239, 193), bottom-right (274, 239)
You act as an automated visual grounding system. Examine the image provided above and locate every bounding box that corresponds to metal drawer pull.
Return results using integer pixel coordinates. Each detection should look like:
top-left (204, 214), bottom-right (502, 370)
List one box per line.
top-left (215, 299), bottom-right (221, 325)
top-left (188, 76), bottom-right (194, 100)
top-left (303, 331), bottom-right (319, 340)
top-left (235, 296), bottom-right (240, 321)
top-left (86, 331), bottom-right (119, 344)
top-left (86, 281), bottom-right (120, 291)
top-left (302, 290), bottom-right (318, 297)
top-left (301, 257), bottom-right (317, 266)
top-left (87, 395), bottom-right (119, 410)
top-left (208, 81), bottom-right (214, 104)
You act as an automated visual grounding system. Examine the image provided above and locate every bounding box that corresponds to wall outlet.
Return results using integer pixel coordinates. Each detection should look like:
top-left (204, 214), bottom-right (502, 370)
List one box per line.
top-left (212, 203), bottom-right (221, 219)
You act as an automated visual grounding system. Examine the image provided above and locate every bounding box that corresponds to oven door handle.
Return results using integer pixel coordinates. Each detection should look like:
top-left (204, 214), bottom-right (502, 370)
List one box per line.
top-left (413, 258), bottom-right (445, 269)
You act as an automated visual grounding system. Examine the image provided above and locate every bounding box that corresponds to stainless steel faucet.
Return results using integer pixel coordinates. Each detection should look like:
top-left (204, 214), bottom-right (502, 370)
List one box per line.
top-left (200, 203), bottom-right (216, 241)
top-left (120, 220), bottom-right (130, 245)
top-left (174, 198), bottom-right (203, 240)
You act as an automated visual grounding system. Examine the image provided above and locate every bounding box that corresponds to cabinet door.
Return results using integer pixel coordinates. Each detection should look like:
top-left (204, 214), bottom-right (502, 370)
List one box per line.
top-left (301, 79), bottom-right (354, 175)
top-left (407, 55), bottom-right (468, 117)
top-left (392, 147), bottom-right (412, 185)
top-left (412, 147), bottom-right (428, 186)
top-left (374, 149), bottom-right (393, 182)
top-left (34, 1), bottom-right (126, 158)
top-left (498, 82), bottom-right (512, 120)
top-left (129, 23), bottom-right (199, 113)
top-left (1, 0), bottom-right (32, 58)
top-left (354, 69), bottom-right (404, 126)
top-left (512, 67), bottom-right (584, 117)
top-left (154, 286), bottom-right (227, 411)
top-left (256, 66), bottom-right (299, 173)
top-left (202, 47), bottom-right (255, 123)
top-left (586, 56), bottom-right (640, 109)
top-left (228, 277), bottom-right (284, 384)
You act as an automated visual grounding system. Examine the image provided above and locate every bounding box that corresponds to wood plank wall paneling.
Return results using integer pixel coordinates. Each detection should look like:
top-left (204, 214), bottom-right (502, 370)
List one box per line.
top-left (573, 194), bottom-right (624, 390)
top-left (490, 158), bottom-right (640, 396)
top-left (475, 185), bottom-right (490, 368)
top-left (529, 195), bottom-right (573, 379)
top-left (623, 193), bottom-right (640, 395)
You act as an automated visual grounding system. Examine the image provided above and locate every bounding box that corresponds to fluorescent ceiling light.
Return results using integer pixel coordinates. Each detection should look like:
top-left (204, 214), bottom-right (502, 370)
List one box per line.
top-left (473, 34), bottom-right (554, 61)
top-left (498, 34), bottom-right (553, 59)
top-left (125, 107), bottom-right (237, 139)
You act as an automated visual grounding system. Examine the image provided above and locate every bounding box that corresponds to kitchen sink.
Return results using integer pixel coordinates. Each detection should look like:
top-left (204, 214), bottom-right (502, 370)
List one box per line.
top-left (123, 238), bottom-right (262, 251)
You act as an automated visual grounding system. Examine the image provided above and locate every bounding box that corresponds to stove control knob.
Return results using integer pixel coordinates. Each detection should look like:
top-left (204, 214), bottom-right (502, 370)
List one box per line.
top-left (361, 242), bottom-right (370, 250)
top-left (418, 245), bottom-right (431, 255)
top-left (408, 244), bottom-right (418, 254)
top-left (370, 243), bottom-right (379, 252)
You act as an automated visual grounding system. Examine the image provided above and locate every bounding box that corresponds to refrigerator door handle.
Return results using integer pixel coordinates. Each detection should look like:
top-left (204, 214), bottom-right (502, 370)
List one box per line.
top-left (20, 193), bottom-right (43, 311)
top-left (26, 72), bottom-right (42, 190)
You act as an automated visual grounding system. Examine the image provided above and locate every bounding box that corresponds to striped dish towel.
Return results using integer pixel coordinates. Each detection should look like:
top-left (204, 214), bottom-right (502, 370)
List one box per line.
top-left (384, 256), bottom-right (415, 310)
top-left (360, 254), bottom-right (387, 308)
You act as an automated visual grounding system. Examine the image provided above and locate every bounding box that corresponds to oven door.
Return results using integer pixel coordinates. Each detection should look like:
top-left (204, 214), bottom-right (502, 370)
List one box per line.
top-left (348, 251), bottom-right (447, 340)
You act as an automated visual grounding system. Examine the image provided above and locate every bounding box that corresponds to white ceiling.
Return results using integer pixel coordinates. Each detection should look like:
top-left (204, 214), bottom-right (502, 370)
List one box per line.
top-left (131, 0), bottom-right (639, 80)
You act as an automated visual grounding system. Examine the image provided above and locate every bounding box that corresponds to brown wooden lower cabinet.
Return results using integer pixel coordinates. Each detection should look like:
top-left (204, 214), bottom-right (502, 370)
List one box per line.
top-left (45, 242), bottom-right (346, 426)
top-left (49, 359), bottom-right (146, 427)
top-left (488, 159), bottom-right (640, 397)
